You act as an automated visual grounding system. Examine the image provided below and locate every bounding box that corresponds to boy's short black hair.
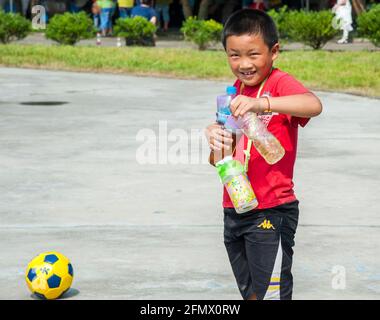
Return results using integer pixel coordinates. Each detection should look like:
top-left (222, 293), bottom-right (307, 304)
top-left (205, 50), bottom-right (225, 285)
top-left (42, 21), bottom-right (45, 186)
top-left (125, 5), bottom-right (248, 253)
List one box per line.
top-left (222, 9), bottom-right (279, 50)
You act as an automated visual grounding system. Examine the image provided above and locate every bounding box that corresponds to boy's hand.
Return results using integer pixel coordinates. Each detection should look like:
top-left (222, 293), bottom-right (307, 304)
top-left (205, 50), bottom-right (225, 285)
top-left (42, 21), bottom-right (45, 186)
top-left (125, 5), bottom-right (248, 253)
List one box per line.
top-left (230, 95), bottom-right (267, 118)
top-left (205, 123), bottom-right (233, 151)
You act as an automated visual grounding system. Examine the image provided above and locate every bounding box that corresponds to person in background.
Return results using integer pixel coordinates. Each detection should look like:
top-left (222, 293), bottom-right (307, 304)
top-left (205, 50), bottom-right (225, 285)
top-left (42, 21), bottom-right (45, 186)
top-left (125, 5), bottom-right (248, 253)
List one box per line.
top-left (249, 0), bottom-right (266, 10)
top-left (0, 0), bottom-right (14, 12)
top-left (155, 0), bottom-right (172, 32)
top-left (69, 0), bottom-right (81, 13)
top-left (131, 0), bottom-right (157, 25)
top-left (97, 0), bottom-right (116, 36)
top-left (118, 0), bottom-right (134, 18)
top-left (92, 0), bottom-right (101, 30)
top-left (243, 0), bottom-right (267, 10)
top-left (332, 0), bottom-right (353, 44)
top-left (21, 0), bottom-right (31, 16)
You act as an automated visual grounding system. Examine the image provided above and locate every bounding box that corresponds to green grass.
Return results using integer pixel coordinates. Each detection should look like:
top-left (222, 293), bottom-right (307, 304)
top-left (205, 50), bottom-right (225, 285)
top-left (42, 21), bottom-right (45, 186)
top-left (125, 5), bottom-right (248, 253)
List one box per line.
top-left (0, 44), bottom-right (379, 97)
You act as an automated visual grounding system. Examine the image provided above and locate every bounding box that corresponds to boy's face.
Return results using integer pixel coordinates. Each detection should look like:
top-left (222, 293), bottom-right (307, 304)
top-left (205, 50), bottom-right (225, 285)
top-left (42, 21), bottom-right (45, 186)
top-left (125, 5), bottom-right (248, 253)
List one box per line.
top-left (226, 34), bottom-right (279, 87)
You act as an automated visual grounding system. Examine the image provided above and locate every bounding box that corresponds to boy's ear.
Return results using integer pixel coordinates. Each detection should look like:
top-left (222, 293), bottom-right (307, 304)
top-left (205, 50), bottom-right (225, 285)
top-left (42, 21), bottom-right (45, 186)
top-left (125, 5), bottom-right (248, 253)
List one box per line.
top-left (271, 43), bottom-right (280, 61)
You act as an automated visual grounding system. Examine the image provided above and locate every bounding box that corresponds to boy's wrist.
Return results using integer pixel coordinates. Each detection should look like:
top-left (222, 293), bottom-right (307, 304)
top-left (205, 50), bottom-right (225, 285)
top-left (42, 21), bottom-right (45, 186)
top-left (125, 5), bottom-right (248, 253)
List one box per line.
top-left (259, 97), bottom-right (271, 113)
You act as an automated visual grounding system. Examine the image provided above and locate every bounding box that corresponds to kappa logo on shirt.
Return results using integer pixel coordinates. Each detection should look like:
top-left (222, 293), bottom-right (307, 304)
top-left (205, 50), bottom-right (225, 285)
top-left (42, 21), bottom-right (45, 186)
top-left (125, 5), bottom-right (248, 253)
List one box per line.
top-left (258, 219), bottom-right (276, 230)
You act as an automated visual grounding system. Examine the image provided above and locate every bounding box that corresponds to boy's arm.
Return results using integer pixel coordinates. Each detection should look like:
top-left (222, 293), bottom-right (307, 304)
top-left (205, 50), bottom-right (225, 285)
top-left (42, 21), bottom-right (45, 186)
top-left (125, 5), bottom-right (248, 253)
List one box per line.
top-left (230, 92), bottom-right (323, 119)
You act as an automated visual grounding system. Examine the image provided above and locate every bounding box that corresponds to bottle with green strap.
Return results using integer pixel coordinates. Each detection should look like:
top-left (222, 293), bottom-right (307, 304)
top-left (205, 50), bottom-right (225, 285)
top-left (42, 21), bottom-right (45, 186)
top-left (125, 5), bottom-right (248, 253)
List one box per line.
top-left (216, 156), bottom-right (258, 213)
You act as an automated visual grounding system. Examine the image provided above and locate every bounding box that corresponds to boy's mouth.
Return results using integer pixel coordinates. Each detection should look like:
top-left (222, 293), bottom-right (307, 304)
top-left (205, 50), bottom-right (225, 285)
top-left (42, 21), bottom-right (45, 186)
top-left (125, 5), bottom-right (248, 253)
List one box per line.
top-left (240, 71), bottom-right (256, 79)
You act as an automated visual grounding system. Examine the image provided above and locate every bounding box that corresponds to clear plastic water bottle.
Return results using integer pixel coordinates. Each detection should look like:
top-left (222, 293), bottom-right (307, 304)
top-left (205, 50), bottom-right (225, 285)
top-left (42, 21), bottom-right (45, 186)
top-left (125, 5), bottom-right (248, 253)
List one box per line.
top-left (240, 112), bottom-right (285, 165)
top-left (216, 86), bottom-right (236, 125)
top-left (209, 86), bottom-right (239, 166)
top-left (216, 156), bottom-right (258, 213)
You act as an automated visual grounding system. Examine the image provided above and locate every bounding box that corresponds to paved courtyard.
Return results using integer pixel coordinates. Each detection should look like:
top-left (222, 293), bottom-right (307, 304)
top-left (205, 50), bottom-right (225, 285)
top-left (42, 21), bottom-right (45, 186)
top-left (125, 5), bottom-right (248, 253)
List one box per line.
top-left (0, 67), bottom-right (379, 299)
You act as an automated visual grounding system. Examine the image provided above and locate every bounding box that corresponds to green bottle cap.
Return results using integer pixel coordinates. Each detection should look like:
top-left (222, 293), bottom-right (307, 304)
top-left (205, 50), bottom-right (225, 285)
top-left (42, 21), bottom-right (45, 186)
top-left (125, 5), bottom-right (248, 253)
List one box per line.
top-left (216, 159), bottom-right (245, 183)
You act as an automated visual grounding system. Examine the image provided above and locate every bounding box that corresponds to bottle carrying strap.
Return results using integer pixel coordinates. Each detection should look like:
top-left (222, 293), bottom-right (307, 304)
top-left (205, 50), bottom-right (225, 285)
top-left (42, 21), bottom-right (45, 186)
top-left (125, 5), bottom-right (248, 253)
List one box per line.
top-left (240, 71), bottom-right (271, 173)
top-left (244, 140), bottom-right (253, 173)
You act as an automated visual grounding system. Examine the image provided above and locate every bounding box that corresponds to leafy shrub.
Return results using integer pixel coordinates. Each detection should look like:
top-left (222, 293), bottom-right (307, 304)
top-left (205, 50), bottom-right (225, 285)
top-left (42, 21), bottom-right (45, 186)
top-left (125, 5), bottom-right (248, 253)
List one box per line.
top-left (114, 16), bottom-right (157, 46)
top-left (267, 6), bottom-right (289, 41)
top-left (283, 10), bottom-right (338, 49)
top-left (181, 17), bottom-right (223, 50)
top-left (357, 4), bottom-right (380, 47)
top-left (45, 12), bottom-right (95, 46)
top-left (0, 10), bottom-right (31, 44)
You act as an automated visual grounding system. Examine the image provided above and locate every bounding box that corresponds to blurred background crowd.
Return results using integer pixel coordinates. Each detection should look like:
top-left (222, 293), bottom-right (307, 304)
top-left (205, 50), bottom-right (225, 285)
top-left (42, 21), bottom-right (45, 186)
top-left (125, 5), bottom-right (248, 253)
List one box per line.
top-left (0, 0), bottom-right (378, 32)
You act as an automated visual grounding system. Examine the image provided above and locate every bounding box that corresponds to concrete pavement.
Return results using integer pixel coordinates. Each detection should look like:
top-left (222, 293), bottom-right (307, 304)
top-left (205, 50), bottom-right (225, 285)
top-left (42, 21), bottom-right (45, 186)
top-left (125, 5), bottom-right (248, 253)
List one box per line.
top-left (0, 67), bottom-right (379, 299)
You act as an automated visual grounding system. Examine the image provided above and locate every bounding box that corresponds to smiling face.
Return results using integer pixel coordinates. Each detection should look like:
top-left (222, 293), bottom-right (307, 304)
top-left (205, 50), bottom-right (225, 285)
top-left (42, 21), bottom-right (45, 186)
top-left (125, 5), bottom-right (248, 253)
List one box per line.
top-left (226, 33), bottom-right (279, 87)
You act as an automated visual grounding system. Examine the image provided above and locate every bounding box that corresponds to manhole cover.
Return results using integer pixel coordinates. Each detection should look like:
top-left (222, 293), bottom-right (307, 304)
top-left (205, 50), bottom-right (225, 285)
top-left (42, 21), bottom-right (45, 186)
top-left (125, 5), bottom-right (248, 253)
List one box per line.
top-left (19, 101), bottom-right (69, 106)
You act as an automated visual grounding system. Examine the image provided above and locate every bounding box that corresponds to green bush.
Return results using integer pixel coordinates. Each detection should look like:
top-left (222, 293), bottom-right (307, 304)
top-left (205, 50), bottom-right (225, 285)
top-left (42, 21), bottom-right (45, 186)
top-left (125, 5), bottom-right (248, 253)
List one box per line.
top-left (267, 6), bottom-right (289, 41)
top-left (181, 17), bottom-right (223, 50)
top-left (0, 10), bottom-right (31, 44)
top-left (283, 10), bottom-right (338, 49)
top-left (45, 12), bottom-right (95, 46)
top-left (357, 4), bottom-right (380, 47)
top-left (114, 16), bottom-right (157, 46)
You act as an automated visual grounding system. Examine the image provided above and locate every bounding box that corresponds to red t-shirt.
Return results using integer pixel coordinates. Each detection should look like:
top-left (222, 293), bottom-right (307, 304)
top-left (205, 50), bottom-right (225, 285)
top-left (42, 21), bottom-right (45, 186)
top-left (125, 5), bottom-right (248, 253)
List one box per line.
top-left (223, 68), bottom-right (310, 209)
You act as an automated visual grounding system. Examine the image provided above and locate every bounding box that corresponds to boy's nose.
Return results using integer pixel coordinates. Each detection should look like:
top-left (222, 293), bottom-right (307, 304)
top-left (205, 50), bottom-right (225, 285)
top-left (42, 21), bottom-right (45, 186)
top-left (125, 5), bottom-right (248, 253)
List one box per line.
top-left (239, 58), bottom-right (254, 69)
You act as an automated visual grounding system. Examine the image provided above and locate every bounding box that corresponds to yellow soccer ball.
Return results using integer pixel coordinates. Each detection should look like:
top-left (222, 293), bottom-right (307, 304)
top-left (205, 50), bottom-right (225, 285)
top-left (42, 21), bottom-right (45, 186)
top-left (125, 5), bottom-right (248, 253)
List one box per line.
top-left (25, 251), bottom-right (74, 300)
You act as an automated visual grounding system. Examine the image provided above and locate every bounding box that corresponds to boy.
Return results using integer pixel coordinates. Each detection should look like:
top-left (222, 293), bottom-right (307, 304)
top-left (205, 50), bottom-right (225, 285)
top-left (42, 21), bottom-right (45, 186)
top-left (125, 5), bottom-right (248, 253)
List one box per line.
top-left (205, 9), bottom-right (322, 300)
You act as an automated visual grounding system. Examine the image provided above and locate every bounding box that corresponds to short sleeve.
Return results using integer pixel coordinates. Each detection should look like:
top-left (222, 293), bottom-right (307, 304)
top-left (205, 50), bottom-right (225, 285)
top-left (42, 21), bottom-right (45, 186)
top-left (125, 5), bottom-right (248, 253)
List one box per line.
top-left (275, 74), bottom-right (311, 128)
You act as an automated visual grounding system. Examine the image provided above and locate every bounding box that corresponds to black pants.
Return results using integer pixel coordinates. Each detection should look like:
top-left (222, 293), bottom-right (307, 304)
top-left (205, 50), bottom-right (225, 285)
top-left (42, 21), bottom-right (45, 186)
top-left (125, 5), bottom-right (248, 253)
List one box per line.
top-left (224, 200), bottom-right (299, 300)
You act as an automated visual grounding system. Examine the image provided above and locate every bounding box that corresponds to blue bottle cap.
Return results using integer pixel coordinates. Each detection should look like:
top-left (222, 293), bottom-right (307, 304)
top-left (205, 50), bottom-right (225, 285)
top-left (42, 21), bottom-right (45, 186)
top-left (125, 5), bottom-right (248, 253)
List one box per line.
top-left (226, 86), bottom-right (237, 95)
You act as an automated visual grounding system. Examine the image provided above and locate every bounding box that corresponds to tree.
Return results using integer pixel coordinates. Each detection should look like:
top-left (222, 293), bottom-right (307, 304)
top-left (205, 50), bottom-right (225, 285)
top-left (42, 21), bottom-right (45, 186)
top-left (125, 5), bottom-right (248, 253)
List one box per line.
top-left (318, 0), bottom-right (330, 10)
top-left (180, 0), bottom-right (213, 20)
top-left (352, 0), bottom-right (366, 14)
top-left (181, 0), bottom-right (193, 18)
top-left (198, 0), bottom-right (212, 20)
top-left (221, 0), bottom-right (240, 23)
